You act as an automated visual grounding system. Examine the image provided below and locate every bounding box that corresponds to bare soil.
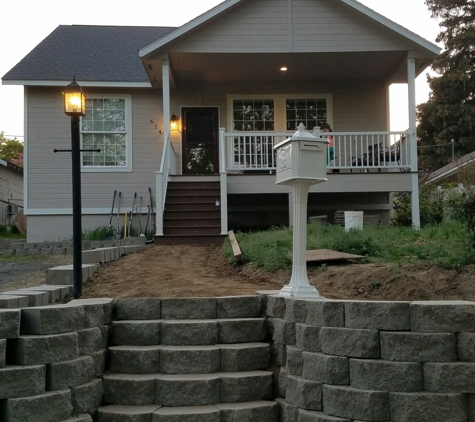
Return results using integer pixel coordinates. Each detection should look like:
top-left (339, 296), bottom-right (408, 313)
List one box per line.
top-left (77, 245), bottom-right (475, 301)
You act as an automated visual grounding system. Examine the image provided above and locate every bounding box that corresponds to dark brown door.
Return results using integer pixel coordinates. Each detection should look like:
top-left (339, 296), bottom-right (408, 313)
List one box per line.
top-left (182, 107), bottom-right (219, 175)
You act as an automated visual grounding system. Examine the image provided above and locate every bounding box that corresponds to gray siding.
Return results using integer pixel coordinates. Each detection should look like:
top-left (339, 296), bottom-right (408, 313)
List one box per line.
top-left (26, 87), bottom-right (163, 213)
top-left (167, 0), bottom-right (413, 53)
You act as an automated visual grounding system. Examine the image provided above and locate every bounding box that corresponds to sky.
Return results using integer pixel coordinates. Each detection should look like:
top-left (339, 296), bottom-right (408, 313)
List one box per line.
top-left (0, 0), bottom-right (441, 140)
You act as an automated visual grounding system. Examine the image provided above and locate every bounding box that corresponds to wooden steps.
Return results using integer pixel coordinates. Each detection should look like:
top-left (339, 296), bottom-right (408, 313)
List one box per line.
top-left (155, 178), bottom-right (225, 245)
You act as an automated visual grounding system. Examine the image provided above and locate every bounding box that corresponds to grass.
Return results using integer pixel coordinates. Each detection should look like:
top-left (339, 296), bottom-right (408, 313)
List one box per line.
top-left (222, 220), bottom-right (474, 272)
top-left (0, 224), bottom-right (25, 239)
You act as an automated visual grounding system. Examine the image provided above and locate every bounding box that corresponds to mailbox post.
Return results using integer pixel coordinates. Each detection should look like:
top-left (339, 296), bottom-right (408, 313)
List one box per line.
top-left (274, 123), bottom-right (329, 297)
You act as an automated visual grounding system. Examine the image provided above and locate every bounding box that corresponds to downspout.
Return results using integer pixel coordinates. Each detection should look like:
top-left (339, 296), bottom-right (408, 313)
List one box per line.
top-left (407, 58), bottom-right (420, 229)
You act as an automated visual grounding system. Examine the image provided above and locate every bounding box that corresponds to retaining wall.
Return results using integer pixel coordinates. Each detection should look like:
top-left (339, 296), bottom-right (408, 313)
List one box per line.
top-left (268, 297), bottom-right (475, 422)
top-left (1, 296), bottom-right (475, 421)
top-left (0, 299), bottom-right (112, 422)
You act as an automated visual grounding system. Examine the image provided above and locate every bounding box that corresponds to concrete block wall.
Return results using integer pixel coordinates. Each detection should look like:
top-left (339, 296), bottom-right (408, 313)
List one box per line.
top-left (0, 299), bottom-right (112, 422)
top-left (268, 297), bottom-right (475, 422)
top-left (1, 237), bottom-right (146, 257)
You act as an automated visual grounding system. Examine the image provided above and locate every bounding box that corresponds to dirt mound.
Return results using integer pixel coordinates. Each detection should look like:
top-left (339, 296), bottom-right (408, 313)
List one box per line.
top-left (81, 245), bottom-right (475, 301)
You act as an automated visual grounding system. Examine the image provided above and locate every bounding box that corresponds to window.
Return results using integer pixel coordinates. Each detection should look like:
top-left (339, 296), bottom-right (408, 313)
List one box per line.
top-left (285, 98), bottom-right (327, 131)
top-left (228, 94), bottom-right (331, 133)
top-left (233, 99), bottom-right (274, 131)
top-left (81, 95), bottom-right (132, 171)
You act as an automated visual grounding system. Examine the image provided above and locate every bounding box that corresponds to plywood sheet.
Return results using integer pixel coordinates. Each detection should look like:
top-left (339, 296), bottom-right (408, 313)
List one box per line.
top-left (306, 249), bottom-right (363, 262)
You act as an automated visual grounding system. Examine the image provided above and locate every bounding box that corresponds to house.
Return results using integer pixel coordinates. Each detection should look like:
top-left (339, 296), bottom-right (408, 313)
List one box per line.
top-left (423, 150), bottom-right (475, 186)
top-left (0, 158), bottom-right (23, 227)
top-left (2, 0), bottom-right (440, 243)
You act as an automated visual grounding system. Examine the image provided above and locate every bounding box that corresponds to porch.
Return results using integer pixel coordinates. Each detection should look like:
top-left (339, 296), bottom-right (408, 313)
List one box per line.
top-left (154, 128), bottom-right (413, 243)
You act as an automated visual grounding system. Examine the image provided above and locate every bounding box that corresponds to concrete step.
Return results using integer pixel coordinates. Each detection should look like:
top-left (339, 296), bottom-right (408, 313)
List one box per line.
top-left (103, 371), bottom-right (273, 407)
top-left (111, 320), bottom-right (161, 346)
top-left (107, 342), bottom-right (270, 374)
top-left (161, 320), bottom-right (218, 346)
top-left (103, 373), bottom-right (159, 406)
top-left (160, 345), bottom-right (221, 374)
top-left (97, 401), bottom-right (278, 421)
top-left (45, 264), bottom-right (99, 286)
top-left (108, 345), bottom-right (161, 374)
top-left (97, 404), bottom-right (161, 421)
top-left (110, 317), bottom-right (268, 347)
top-left (156, 374), bottom-right (220, 407)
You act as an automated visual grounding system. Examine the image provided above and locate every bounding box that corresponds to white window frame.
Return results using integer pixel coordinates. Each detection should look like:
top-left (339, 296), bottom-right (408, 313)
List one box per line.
top-left (227, 94), bottom-right (333, 133)
top-left (81, 94), bottom-right (133, 173)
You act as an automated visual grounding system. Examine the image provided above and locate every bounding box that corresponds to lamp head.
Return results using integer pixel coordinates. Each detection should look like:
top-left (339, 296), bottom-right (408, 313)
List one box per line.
top-left (64, 77), bottom-right (86, 117)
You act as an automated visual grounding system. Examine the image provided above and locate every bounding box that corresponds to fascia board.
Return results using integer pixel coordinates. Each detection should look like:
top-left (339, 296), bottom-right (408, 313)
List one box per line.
top-left (340, 0), bottom-right (441, 55)
top-left (2, 80), bottom-right (152, 88)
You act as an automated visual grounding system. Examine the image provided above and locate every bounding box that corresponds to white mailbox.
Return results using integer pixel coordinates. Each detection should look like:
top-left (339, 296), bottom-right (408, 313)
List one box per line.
top-left (274, 123), bottom-right (329, 185)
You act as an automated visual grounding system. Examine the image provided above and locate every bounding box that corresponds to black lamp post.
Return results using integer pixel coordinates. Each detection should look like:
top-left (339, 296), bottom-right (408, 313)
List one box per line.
top-left (63, 78), bottom-right (86, 299)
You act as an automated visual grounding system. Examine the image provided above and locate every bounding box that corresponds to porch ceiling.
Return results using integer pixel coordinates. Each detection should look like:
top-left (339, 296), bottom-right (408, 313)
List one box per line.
top-left (143, 51), bottom-right (432, 88)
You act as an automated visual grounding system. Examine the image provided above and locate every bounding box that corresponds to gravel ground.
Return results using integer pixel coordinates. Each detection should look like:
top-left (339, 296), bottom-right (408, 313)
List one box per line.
top-left (0, 254), bottom-right (72, 292)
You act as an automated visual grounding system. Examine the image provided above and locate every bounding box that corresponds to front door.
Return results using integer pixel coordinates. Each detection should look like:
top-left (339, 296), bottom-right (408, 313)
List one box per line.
top-left (182, 107), bottom-right (219, 174)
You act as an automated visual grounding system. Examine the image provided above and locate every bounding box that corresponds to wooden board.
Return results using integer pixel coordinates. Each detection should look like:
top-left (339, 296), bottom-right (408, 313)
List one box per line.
top-left (306, 249), bottom-right (363, 262)
top-left (228, 230), bottom-right (243, 262)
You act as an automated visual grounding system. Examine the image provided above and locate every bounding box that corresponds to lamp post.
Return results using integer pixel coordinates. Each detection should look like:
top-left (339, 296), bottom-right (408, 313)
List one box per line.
top-left (63, 78), bottom-right (86, 299)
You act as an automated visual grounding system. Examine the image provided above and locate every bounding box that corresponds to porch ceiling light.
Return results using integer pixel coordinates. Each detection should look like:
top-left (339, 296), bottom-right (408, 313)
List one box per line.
top-left (170, 113), bottom-right (179, 131)
top-left (63, 76), bottom-right (86, 116)
top-left (280, 66), bottom-right (288, 71)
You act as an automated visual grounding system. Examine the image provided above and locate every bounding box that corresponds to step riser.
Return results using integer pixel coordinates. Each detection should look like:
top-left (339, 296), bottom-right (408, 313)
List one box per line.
top-left (164, 211), bottom-right (220, 219)
top-left (154, 235), bottom-right (225, 245)
top-left (166, 196), bottom-right (219, 204)
top-left (108, 344), bottom-right (270, 374)
top-left (103, 372), bottom-right (273, 406)
top-left (165, 204), bottom-right (218, 212)
top-left (163, 219), bottom-right (220, 228)
top-left (164, 227), bottom-right (221, 236)
top-left (167, 189), bottom-right (220, 196)
top-left (168, 182), bottom-right (220, 189)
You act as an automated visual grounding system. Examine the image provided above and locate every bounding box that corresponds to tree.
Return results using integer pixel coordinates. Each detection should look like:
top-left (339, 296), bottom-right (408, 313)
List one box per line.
top-left (0, 132), bottom-right (23, 166)
top-left (417, 0), bottom-right (475, 171)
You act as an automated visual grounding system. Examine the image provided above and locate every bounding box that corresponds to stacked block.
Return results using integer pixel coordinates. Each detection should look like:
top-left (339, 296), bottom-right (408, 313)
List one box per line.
top-left (0, 300), bottom-right (112, 421)
top-left (268, 298), bottom-right (475, 422)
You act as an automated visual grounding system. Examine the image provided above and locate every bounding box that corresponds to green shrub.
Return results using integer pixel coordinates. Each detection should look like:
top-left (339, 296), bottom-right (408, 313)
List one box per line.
top-left (392, 185), bottom-right (444, 227)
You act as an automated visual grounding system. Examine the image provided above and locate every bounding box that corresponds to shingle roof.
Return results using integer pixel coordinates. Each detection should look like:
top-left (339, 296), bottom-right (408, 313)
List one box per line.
top-left (2, 25), bottom-right (176, 83)
top-left (424, 150), bottom-right (475, 184)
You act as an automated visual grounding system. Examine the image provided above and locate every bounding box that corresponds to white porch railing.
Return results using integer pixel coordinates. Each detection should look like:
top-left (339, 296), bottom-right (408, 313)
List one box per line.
top-left (221, 130), bottom-right (411, 172)
top-left (155, 133), bottom-right (176, 236)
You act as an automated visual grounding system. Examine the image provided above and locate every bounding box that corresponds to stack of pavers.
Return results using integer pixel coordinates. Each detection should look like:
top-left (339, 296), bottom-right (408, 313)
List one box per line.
top-left (0, 238), bottom-right (146, 309)
top-left (0, 298), bottom-right (113, 421)
top-left (98, 296), bottom-right (279, 421)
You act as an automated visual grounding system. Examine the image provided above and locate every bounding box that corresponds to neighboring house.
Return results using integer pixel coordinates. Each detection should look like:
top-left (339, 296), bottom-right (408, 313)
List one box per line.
top-left (2, 0), bottom-right (439, 243)
top-left (0, 159), bottom-right (23, 227)
top-left (423, 151), bottom-right (475, 186)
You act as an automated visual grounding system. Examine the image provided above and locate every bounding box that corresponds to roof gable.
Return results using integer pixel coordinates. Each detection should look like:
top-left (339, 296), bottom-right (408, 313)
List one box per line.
top-left (140, 0), bottom-right (440, 57)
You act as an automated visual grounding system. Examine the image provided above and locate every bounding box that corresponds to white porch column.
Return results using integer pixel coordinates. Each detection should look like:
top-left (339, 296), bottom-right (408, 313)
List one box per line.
top-left (408, 58), bottom-right (420, 229)
top-left (155, 57), bottom-right (171, 236)
top-left (219, 128), bottom-right (228, 235)
top-left (162, 58), bottom-right (171, 139)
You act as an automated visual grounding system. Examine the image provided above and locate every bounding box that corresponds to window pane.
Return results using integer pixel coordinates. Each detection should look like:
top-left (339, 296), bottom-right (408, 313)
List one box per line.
top-left (232, 99), bottom-right (274, 132)
top-left (81, 98), bottom-right (128, 167)
top-left (286, 98), bottom-right (327, 131)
